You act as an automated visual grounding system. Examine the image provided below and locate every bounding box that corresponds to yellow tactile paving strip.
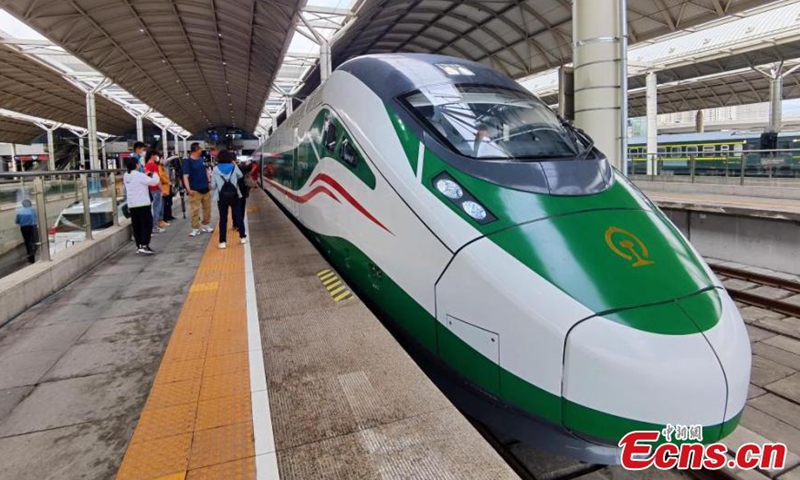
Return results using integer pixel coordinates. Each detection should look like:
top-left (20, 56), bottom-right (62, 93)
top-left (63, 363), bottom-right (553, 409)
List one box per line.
top-left (116, 229), bottom-right (255, 480)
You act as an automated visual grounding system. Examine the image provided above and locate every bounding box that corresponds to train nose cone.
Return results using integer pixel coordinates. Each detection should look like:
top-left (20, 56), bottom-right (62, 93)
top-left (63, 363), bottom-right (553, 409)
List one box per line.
top-left (562, 289), bottom-right (751, 445)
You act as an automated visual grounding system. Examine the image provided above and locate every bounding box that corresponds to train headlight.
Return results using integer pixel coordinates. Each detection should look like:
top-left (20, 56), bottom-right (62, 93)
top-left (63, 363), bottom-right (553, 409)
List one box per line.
top-left (432, 172), bottom-right (496, 225)
top-left (436, 179), bottom-right (463, 199)
top-left (462, 201), bottom-right (487, 221)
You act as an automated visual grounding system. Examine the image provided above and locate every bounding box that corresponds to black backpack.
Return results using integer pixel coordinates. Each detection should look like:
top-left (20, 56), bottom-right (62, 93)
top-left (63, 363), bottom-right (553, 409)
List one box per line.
top-left (219, 169), bottom-right (238, 202)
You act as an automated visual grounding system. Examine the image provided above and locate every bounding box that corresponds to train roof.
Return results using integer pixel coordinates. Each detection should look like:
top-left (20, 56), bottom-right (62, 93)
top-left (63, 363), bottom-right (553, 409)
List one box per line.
top-left (628, 131), bottom-right (800, 145)
top-left (337, 53), bottom-right (526, 103)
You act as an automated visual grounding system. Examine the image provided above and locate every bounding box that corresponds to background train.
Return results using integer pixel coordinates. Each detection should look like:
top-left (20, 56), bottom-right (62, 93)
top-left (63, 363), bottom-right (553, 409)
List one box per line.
top-left (253, 53), bottom-right (751, 464)
top-left (628, 131), bottom-right (800, 176)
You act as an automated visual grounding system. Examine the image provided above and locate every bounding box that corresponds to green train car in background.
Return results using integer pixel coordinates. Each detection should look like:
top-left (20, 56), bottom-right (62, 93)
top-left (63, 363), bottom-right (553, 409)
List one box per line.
top-left (628, 131), bottom-right (800, 177)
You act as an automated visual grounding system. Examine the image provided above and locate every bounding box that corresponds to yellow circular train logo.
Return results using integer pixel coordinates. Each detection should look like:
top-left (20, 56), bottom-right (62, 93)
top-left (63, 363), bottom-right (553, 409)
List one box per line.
top-left (605, 227), bottom-right (655, 268)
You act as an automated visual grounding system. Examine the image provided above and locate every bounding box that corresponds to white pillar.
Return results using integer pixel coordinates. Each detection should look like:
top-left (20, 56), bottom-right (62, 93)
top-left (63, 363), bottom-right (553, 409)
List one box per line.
top-left (86, 91), bottom-right (100, 169)
top-left (173, 131), bottom-right (180, 158)
top-left (78, 136), bottom-right (86, 168)
top-left (320, 40), bottom-right (332, 83)
top-left (46, 128), bottom-right (56, 170)
top-left (769, 76), bottom-right (783, 133)
top-left (696, 110), bottom-right (705, 133)
top-left (9, 143), bottom-right (17, 172)
top-left (573, 0), bottom-right (627, 171)
top-left (136, 116), bottom-right (144, 142)
top-left (161, 125), bottom-right (169, 157)
top-left (183, 137), bottom-right (188, 157)
top-left (100, 137), bottom-right (108, 168)
top-left (646, 71), bottom-right (657, 176)
top-left (286, 97), bottom-right (294, 116)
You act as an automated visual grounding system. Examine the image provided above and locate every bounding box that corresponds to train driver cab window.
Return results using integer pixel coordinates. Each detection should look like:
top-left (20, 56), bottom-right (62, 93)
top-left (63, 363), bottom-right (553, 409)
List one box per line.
top-left (321, 115), bottom-right (338, 152)
top-left (340, 139), bottom-right (358, 167)
top-left (402, 84), bottom-right (583, 161)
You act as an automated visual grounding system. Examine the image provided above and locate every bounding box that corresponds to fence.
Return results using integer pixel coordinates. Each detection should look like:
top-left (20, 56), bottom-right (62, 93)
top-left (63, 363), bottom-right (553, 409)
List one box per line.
top-left (0, 169), bottom-right (125, 279)
top-left (626, 149), bottom-right (800, 184)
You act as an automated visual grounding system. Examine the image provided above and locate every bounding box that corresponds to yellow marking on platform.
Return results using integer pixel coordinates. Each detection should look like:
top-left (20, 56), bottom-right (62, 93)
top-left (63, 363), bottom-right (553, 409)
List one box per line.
top-left (154, 473), bottom-right (186, 480)
top-left (330, 285), bottom-right (347, 296)
top-left (246, 207), bottom-right (258, 213)
top-left (316, 269), bottom-right (354, 302)
top-left (334, 291), bottom-right (353, 302)
top-left (116, 218), bottom-right (256, 480)
top-left (189, 281), bottom-right (219, 293)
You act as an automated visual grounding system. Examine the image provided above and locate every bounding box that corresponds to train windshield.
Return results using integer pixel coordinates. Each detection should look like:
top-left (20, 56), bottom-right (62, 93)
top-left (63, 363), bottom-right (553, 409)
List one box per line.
top-left (403, 84), bottom-right (582, 161)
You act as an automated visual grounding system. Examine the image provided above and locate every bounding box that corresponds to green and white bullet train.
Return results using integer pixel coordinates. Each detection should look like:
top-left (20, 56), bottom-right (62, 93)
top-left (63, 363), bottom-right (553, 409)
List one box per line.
top-left (255, 54), bottom-right (751, 463)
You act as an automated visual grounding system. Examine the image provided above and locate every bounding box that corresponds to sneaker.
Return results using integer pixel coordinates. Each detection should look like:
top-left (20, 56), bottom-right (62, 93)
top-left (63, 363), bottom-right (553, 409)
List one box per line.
top-left (201, 225), bottom-right (214, 233)
top-left (152, 227), bottom-right (165, 234)
top-left (140, 246), bottom-right (155, 256)
top-left (136, 247), bottom-right (148, 255)
top-left (189, 229), bottom-right (201, 237)
top-left (240, 238), bottom-right (248, 245)
top-left (218, 242), bottom-right (227, 249)
top-left (158, 220), bottom-right (170, 228)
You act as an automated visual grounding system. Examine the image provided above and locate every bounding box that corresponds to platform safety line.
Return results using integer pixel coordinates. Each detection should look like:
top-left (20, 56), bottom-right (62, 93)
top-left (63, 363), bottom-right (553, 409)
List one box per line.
top-left (244, 214), bottom-right (281, 480)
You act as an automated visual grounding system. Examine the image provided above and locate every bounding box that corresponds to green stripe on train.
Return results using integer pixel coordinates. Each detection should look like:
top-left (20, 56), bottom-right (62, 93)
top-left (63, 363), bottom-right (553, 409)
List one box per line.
top-left (308, 231), bottom-right (739, 445)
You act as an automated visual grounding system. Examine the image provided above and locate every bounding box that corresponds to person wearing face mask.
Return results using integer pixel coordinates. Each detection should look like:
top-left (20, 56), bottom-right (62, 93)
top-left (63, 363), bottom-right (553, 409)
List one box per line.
top-left (144, 150), bottom-right (165, 234)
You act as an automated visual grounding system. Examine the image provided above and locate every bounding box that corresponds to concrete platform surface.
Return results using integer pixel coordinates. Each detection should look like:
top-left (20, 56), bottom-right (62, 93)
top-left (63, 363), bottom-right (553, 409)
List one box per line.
top-left (644, 190), bottom-right (800, 221)
top-left (0, 214), bottom-right (210, 479)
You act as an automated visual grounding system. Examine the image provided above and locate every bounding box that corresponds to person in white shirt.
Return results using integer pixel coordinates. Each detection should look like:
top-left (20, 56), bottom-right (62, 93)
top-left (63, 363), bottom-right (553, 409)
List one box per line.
top-left (124, 157), bottom-right (160, 255)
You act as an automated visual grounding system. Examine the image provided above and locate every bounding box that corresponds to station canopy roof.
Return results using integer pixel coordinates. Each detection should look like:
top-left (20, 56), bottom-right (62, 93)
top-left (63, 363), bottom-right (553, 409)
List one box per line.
top-left (525, 1), bottom-right (800, 114)
top-left (0, 41), bottom-right (135, 135)
top-left (292, 0), bottom-right (782, 101)
top-left (0, 115), bottom-right (43, 144)
top-left (0, 0), bottom-right (306, 134)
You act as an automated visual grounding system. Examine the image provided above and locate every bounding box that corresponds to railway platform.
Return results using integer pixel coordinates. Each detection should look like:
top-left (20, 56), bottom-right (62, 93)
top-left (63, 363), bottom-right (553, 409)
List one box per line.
top-left (0, 189), bottom-right (517, 480)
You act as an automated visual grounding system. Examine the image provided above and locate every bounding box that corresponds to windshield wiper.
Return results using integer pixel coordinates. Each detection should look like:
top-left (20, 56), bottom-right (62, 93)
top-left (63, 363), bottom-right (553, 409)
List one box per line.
top-left (559, 118), bottom-right (595, 160)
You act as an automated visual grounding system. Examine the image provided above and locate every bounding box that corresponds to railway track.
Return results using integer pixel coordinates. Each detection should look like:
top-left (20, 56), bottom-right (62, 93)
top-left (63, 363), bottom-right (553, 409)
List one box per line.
top-left (712, 264), bottom-right (800, 318)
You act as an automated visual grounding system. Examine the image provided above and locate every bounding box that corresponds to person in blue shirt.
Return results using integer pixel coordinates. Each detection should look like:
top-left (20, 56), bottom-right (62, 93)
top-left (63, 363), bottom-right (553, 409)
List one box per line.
top-left (131, 142), bottom-right (147, 173)
top-left (15, 199), bottom-right (37, 264)
top-left (182, 142), bottom-right (213, 237)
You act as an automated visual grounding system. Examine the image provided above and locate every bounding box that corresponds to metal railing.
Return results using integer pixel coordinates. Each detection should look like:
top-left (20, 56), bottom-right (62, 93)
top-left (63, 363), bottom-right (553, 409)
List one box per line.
top-left (626, 149), bottom-right (800, 185)
top-left (0, 169), bottom-right (124, 272)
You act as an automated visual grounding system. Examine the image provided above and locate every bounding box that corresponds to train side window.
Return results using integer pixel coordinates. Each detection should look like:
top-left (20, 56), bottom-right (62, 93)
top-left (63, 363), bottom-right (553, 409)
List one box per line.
top-left (687, 146), bottom-right (698, 154)
top-left (340, 139), bottom-right (358, 167)
top-left (703, 145), bottom-right (715, 153)
top-left (721, 145), bottom-right (729, 152)
top-left (323, 120), bottom-right (337, 152)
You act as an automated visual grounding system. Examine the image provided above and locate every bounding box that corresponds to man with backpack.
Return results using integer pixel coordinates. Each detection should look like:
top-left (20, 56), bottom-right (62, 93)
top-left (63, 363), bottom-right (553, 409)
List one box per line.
top-left (211, 150), bottom-right (247, 249)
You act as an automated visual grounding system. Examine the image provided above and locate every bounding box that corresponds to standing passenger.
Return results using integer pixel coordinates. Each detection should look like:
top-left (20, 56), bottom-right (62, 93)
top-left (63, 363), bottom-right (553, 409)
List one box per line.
top-left (144, 150), bottom-right (165, 234)
top-left (212, 150), bottom-right (247, 249)
top-left (236, 159), bottom-right (254, 224)
top-left (124, 157), bottom-right (159, 255)
top-left (15, 199), bottom-right (37, 264)
top-left (131, 142), bottom-right (147, 172)
top-left (182, 143), bottom-right (213, 237)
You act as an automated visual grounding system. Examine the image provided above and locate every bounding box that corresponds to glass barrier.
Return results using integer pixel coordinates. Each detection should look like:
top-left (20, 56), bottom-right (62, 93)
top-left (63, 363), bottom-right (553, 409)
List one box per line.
top-left (45, 173), bottom-right (82, 258)
top-left (0, 169), bottom-right (126, 281)
top-left (0, 178), bottom-right (40, 279)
